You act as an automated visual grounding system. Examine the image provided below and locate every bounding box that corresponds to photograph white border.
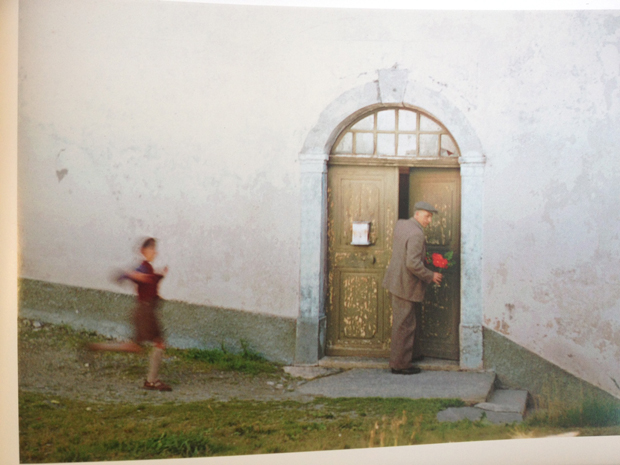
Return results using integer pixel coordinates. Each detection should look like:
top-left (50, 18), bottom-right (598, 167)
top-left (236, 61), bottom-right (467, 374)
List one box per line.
top-left (3, 1), bottom-right (620, 464)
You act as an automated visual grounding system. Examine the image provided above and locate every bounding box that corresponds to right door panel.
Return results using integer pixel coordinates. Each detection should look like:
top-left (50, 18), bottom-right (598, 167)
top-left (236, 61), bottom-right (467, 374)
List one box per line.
top-left (409, 168), bottom-right (461, 360)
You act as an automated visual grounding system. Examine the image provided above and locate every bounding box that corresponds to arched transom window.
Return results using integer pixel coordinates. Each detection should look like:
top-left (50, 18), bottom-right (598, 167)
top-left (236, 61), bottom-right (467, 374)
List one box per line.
top-left (331, 108), bottom-right (460, 158)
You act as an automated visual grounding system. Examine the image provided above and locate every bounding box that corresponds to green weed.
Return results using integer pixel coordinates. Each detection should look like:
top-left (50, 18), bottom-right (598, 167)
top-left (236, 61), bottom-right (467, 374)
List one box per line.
top-left (527, 379), bottom-right (620, 429)
top-left (528, 397), bottom-right (620, 428)
top-left (170, 342), bottom-right (276, 375)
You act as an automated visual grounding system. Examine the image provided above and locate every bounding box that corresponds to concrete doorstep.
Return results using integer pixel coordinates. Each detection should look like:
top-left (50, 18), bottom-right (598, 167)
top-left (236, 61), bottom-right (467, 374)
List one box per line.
top-left (287, 367), bottom-right (496, 404)
top-left (317, 355), bottom-right (461, 371)
top-left (284, 365), bottom-right (529, 425)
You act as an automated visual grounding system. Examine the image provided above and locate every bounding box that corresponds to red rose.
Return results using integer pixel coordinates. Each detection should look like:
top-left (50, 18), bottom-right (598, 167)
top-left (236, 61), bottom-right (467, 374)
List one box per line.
top-left (432, 253), bottom-right (448, 269)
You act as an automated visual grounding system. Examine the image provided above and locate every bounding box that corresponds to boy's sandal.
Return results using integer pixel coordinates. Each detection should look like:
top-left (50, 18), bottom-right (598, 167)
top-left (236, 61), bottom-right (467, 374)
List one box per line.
top-left (143, 379), bottom-right (172, 391)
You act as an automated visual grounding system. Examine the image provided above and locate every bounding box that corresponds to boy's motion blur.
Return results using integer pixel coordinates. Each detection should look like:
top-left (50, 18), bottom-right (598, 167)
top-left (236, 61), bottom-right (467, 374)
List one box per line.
top-left (89, 237), bottom-right (172, 391)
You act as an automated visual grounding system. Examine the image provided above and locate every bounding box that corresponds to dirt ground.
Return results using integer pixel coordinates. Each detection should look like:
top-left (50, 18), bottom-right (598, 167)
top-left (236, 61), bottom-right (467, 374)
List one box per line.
top-left (18, 318), bottom-right (316, 405)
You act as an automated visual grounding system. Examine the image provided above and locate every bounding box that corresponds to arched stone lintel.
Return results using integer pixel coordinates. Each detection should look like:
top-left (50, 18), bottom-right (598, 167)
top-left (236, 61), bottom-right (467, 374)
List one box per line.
top-left (301, 81), bottom-right (382, 156)
top-left (301, 69), bottom-right (483, 158)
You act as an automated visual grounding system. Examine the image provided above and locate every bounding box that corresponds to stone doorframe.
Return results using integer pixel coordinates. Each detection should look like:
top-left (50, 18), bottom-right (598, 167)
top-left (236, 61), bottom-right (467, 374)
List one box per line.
top-left (296, 68), bottom-right (485, 370)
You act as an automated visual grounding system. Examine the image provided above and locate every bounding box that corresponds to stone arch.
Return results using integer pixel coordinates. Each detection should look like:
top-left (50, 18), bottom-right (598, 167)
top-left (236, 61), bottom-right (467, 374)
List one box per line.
top-left (296, 68), bottom-right (485, 370)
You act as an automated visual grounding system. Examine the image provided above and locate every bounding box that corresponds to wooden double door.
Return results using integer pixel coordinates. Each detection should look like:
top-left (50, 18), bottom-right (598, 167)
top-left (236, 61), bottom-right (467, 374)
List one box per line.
top-left (326, 165), bottom-right (461, 360)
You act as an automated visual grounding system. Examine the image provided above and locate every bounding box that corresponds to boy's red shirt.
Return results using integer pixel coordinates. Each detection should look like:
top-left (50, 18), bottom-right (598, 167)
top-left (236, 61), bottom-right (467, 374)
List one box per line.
top-left (134, 261), bottom-right (164, 302)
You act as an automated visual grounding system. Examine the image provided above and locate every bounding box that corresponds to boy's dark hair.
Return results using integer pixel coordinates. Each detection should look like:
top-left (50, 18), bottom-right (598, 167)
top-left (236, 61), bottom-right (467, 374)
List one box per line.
top-left (141, 237), bottom-right (156, 250)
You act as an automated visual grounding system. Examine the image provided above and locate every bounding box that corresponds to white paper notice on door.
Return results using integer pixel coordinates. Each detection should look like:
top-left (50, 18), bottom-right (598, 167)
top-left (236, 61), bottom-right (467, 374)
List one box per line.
top-left (351, 221), bottom-right (371, 246)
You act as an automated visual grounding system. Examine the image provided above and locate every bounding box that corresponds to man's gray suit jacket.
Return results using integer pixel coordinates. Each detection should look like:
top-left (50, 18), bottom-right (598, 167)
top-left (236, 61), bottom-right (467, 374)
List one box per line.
top-left (383, 218), bottom-right (434, 302)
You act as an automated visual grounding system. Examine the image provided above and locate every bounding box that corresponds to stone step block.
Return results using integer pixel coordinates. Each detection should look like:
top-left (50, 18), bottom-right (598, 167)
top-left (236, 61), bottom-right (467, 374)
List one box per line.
top-left (437, 389), bottom-right (530, 425)
top-left (437, 406), bottom-right (525, 425)
top-left (475, 389), bottom-right (529, 414)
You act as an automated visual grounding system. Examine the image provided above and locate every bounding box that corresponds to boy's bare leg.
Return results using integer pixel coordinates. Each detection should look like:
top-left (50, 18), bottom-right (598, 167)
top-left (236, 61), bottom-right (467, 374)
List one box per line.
top-left (88, 341), bottom-right (142, 353)
top-left (147, 346), bottom-right (164, 383)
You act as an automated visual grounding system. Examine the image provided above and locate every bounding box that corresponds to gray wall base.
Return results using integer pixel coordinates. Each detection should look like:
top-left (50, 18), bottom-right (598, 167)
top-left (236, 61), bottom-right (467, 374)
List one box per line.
top-left (19, 279), bottom-right (296, 364)
top-left (484, 327), bottom-right (619, 406)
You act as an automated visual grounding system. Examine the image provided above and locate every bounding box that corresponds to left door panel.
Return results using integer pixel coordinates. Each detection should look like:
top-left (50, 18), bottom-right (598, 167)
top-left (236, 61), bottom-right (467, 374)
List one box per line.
top-left (326, 165), bottom-right (399, 357)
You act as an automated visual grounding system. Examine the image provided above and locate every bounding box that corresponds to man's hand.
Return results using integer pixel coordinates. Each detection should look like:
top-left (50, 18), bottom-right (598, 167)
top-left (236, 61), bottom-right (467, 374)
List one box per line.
top-left (432, 272), bottom-right (443, 285)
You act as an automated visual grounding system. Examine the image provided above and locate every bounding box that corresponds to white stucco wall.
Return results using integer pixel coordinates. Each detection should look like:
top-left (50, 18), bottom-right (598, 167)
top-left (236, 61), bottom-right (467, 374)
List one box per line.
top-left (480, 12), bottom-right (620, 395)
top-left (19, 0), bottom-right (319, 317)
top-left (19, 1), bottom-right (620, 393)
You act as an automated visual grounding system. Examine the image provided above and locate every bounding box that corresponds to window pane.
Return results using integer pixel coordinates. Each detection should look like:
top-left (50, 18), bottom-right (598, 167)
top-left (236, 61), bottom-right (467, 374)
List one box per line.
top-left (419, 134), bottom-right (439, 157)
top-left (397, 134), bottom-right (417, 156)
top-left (352, 114), bottom-right (374, 130)
top-left (330, 108), bottom-right (456, 159)
top-left (356, 132), bottom-right (375, 154)
top-left (398, 110), bottom-right (417, 131)
top-left (333, 132), bottom-right (353, 154)
top-left (440, 134), bottom-right (458, 156)
top-left (420, 115), bottom-right (441, 132)
top-left (377, 133), bottom-right (396, 155)
top-left (377, 110), bottom-right (396, 131)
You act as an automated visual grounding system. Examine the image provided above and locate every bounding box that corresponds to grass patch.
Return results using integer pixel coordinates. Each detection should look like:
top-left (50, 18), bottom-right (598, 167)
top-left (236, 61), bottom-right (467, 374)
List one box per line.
top-left (21, 391), bottom-right (620, 463)
top-left (19, 318), bottom-right (280, 377)
top-left (526, 379), bottom-right (620, 429)
top-left (19, 392), bottom-right (490, 462)
top-left (18, 319), bottom-right (100, 350)
top-left (170, 341), bottom-right (277, 375)
top-left (528, 397), bottom-right (620, 429)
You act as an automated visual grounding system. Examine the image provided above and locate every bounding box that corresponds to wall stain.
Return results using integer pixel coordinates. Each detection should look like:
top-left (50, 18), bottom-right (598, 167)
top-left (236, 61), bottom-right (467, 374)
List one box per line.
top-left (55, 148), bottom-right (68, 182)
top-left (487, 317), bottom-right (511, 335)
top-left (505, 303), bottom-right (515, 320)
top-left (56, 169), bottom-right (68, 182)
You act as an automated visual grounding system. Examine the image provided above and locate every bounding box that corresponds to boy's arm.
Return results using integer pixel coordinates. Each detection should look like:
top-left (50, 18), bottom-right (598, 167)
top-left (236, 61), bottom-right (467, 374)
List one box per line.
top-left (124, 270), bottom-right (163, 284)
top-left (121, 263), bottom-right (166, 284)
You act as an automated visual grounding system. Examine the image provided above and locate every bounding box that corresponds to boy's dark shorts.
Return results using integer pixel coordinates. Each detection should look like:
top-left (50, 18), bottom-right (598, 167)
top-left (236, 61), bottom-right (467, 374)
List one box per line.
top-left (133, 300), bottom-right (163, 345)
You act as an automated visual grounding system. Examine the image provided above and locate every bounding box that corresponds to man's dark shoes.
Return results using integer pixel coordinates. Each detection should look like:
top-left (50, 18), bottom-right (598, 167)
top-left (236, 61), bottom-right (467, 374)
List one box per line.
top-left (391, 366), bottom-right (421, 375)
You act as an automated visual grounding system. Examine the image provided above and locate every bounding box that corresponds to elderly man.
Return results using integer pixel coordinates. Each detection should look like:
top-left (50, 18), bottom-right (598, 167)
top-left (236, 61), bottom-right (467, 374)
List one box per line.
top-left (383, 201), bottom-right (443, 375)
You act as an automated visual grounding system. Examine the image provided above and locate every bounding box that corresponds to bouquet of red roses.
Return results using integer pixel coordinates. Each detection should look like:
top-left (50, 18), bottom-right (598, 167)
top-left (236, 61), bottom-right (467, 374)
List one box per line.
top-left (426, 251), bottom-right (455, 273)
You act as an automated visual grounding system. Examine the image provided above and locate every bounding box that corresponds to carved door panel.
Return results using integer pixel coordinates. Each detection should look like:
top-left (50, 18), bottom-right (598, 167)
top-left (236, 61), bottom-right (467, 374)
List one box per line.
top-left (326, 166), bottom-right (398, 357)
top-left (409, 168), bottom-right (461, 360)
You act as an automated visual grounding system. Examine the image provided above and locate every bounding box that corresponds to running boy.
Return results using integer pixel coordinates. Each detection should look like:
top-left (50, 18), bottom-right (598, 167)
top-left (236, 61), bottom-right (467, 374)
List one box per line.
top-left (89, 237), bottom-right (172, 391)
